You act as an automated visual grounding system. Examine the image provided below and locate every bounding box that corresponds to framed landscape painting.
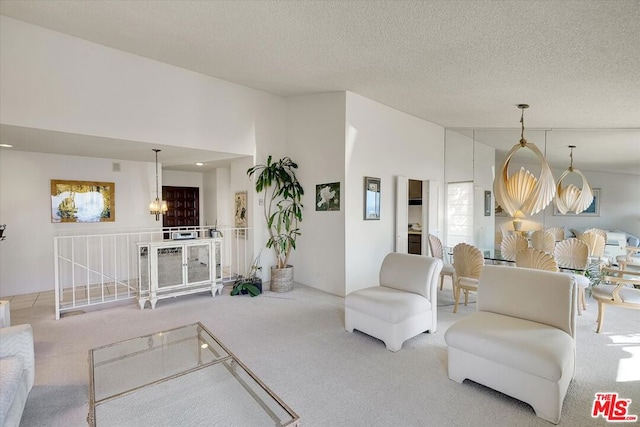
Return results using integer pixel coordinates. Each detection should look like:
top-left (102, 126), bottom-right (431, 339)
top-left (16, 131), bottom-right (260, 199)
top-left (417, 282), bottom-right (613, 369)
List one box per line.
top-left (51, 180), bottom-right (115, 223)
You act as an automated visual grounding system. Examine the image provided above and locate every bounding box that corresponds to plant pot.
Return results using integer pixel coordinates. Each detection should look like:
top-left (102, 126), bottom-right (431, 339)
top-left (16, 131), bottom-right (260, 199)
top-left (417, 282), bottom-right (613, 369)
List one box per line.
top-left (270, 265), bottom-right (293, 292)
top-left (240, 278), bottom-right (262, 295)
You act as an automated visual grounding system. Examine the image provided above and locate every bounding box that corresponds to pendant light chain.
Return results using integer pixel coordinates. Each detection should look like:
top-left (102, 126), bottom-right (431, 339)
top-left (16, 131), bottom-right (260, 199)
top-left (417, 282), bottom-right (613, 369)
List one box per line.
top-left (155, 149), bottom-right (160, 200)
top-left (518, 104), bottom-right (529, 146)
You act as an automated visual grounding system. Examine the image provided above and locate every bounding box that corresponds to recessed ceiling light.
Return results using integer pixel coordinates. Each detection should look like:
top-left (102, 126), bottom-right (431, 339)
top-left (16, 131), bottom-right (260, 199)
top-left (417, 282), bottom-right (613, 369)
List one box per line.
top-left (195, 162), bottom-right (204, 166)
top-left (0, 144), bottom-right (13, 148)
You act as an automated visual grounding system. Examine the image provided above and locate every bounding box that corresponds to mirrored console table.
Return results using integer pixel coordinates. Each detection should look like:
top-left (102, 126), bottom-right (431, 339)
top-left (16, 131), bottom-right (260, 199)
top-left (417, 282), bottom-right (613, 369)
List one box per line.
top-left (137, 238), bottom-right (222, 309)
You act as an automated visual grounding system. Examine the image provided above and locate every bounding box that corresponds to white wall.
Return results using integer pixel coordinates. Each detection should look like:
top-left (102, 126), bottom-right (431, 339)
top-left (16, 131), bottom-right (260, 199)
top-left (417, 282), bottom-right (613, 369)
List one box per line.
top-left (286, 93), bottom-right (347, 296)
top-left (228, 157), bottom-right (257, 277)
top-left (473, 140), bottom-right (496, 248)
top-left (0, 150), bottom-right (158, 296)
top-left (0, 17), bottom-right (281, 155)
top-left (344, 92), bottom-right (445, 295)
top-left (0, 17), bottom-right (288, 296)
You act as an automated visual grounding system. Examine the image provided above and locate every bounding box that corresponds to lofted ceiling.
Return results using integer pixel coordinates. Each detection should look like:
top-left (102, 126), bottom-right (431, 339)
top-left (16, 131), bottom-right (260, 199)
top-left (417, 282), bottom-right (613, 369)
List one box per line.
top-left (0, 0), bottom-right (638, 173)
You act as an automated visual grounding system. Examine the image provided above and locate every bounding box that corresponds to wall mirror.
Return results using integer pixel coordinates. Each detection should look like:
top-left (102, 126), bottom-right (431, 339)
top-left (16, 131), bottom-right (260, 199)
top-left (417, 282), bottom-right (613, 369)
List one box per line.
top-left (445, 128), bottom-right (640, 251)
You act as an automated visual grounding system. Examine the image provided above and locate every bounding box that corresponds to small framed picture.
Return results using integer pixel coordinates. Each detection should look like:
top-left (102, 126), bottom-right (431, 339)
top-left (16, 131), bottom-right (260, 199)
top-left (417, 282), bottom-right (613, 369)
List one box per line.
top-left (234, 191), bottom-right (248, 237)
top-left (484, 191), bottom-right (492, 216)
top-left (316, 182), bottom-right (340, 211)
top-left (364, 177), bottom-right (381, 220)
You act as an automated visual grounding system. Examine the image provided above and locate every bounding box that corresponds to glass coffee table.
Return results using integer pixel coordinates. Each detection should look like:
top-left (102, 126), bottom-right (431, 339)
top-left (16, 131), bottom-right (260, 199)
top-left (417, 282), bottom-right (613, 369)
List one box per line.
top-left (88, 322), bottom-right (299, 426)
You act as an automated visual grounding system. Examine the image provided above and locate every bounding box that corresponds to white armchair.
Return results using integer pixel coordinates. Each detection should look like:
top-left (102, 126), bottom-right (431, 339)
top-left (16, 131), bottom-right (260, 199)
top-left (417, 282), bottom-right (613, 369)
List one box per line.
top-left (345, 253), bottom-right (442, 352)
top-left (444, 266), bottom-right (577, 424)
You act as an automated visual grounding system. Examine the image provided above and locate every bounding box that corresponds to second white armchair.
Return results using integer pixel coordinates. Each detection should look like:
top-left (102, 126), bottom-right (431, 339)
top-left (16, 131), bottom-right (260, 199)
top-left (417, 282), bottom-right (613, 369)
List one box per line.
top-left (345, 253), bottom-right (443, 352)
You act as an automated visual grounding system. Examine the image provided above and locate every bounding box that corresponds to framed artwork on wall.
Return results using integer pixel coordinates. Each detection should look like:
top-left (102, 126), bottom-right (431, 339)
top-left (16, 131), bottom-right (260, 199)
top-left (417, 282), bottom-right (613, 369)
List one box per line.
top-left (316, 182), bottom-right (340, 211)
top-left (553, 188), bottom-right (600, 216)
top-left (484, 191), bottom-right (492, 216)
top-left (51, 180), bottom-right (115, 223)
top-left (234, 191), bottom-right (248, 237)
top-left (364, 177), bottom-right (381, 220)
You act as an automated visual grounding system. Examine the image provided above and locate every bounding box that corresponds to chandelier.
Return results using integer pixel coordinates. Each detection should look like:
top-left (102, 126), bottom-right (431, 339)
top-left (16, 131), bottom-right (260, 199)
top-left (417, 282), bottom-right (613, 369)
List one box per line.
top-left (554, 145), bottom-right (593, 214)
top-left (494, 104), bottom-right (556, 221)
top-left (149, 149), bottom-right (168, 220)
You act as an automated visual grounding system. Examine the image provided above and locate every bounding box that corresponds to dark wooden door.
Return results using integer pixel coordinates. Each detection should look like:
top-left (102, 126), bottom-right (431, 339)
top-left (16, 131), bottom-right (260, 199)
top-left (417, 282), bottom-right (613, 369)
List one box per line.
top-left (162, 186), bottom-right (200, 229)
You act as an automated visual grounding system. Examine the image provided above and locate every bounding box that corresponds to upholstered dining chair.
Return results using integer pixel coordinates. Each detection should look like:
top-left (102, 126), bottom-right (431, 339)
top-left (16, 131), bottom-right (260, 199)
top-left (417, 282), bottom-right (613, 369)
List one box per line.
top-left (428, 234), bottom-right (455, 292)
top-left (546, 227), bottom-right (565, 242)
top-left (500, 233), bottom-right (528, 262)
top-left (591, 267), bottom-right (640, 333)
top-left (516, 248), bottom-right (559, 272)
top-left (452, 243), bottom-right (484, 313)
top-left (554, 238), bottom-right (590, 314)
top-left (531, 230), bottom-right (555, 254)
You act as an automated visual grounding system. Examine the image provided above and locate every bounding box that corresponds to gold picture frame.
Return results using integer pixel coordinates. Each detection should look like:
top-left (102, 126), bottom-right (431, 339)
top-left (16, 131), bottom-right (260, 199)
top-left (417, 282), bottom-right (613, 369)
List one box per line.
top-left (51, 180), bottom-right (115, 223)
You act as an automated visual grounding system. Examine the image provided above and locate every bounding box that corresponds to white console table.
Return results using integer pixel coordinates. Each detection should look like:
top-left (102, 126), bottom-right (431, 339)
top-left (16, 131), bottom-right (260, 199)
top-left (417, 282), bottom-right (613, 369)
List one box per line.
top-left (137, 238), bottom-right (223, 309)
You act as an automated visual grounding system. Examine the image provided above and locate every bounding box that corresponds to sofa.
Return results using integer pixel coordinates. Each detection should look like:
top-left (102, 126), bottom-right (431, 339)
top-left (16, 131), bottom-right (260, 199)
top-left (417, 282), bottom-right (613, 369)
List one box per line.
top-left (0, 324), bottom-right (34, 427)
top-left (445, 266), bottom-right (577, 424)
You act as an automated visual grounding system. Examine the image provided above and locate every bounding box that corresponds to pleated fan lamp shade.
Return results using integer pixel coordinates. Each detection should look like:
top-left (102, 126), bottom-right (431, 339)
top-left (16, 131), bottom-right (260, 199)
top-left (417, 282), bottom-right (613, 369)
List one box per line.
top-left (494, 105), bottom-right (556, 220)
top-left (554, 145), bottom-right (594, 215)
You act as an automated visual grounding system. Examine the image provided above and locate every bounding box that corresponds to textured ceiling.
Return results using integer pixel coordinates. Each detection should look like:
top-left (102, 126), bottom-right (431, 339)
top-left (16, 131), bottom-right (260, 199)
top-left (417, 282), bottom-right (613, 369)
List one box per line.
top-left (0, 0), bottom-right (638, 172)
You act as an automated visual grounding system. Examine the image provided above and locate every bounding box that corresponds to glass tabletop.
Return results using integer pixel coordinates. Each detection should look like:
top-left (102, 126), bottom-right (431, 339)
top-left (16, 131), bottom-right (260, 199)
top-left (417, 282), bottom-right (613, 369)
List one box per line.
top-left (88, 322), bottom-right (299, 427)
top-left (447, 248), bottom-right (587, 273)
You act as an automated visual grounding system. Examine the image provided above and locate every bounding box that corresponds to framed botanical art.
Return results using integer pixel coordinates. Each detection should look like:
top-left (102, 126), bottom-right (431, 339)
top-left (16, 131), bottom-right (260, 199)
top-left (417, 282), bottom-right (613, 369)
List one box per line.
top-left (364, 177), bottom-right (381, 220)
top-left (51, 180), bottom-right (115, 223)
top-left (316, 182), bottom-right (340, 211)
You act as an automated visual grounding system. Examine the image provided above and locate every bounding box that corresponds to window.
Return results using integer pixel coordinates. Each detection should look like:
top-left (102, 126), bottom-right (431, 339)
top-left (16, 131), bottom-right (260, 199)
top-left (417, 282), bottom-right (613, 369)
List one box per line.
top-left (446, 181), bottom-right (474, 247)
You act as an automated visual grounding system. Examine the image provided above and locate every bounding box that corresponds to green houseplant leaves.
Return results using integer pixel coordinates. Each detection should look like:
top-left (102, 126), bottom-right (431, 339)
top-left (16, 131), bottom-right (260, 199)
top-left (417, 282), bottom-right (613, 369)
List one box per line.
top-left (247, 156), bottom-right (304, 269)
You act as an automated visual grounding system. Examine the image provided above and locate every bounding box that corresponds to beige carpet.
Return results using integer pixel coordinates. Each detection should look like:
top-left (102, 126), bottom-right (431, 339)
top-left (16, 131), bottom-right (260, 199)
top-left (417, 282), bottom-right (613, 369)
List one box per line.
top-left (10, 283), bottom-right (640, 427)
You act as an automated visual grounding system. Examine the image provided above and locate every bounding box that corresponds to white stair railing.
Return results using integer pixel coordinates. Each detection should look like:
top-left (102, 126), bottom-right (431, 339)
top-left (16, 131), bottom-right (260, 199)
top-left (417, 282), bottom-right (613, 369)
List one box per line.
top-left (53, 226), bottom-right (251, 319)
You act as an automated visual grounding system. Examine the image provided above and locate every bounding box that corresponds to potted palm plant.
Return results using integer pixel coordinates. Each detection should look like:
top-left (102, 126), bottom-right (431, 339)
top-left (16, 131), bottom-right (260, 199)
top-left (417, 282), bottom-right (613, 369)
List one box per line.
top-left (247, 155), bottom-right (304, 292)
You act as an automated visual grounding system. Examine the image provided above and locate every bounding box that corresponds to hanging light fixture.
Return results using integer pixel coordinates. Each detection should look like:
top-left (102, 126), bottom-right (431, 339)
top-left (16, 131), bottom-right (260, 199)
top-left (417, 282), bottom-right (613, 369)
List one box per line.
top-left (494, 104), bottom-right (556, 221)
top-left (554, 145), bottom-right (593, 214)
top-left (149, 149), bottom-right (168, 220)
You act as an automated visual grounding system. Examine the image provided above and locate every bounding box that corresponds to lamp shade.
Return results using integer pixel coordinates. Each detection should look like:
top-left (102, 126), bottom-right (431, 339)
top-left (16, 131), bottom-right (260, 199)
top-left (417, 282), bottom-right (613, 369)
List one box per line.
top-left (494, 141), bottom-right (556, 217)
top-left (554, 146), bottom-right (594, 214)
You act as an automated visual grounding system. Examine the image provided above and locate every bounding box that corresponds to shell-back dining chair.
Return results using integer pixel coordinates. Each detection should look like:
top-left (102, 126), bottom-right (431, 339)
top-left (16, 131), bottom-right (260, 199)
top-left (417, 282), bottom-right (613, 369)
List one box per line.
top-left (452, 243), bottom-right (484, 313)
top-left (428, 234), bottom-right (455, 292)
top-left (500, 234), bottom-right (529, 262)
top-left (531, 230), bottom-right (556, 254)
top-left (516, 248), bottom-right (559, 272)
top-left (578, 232), bottom-right (606, 263)
top-left (584, 228), bottom-right (607, 242)
top-left (546, 227), bottom-right (565, 242)
top-left (554, 238), bottom-right (590, 314)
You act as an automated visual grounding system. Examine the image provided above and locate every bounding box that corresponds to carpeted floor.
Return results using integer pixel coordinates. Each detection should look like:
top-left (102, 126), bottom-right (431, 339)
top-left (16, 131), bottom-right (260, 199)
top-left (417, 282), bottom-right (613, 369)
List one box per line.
top-left (10, 282), bottom-right (640, 427)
